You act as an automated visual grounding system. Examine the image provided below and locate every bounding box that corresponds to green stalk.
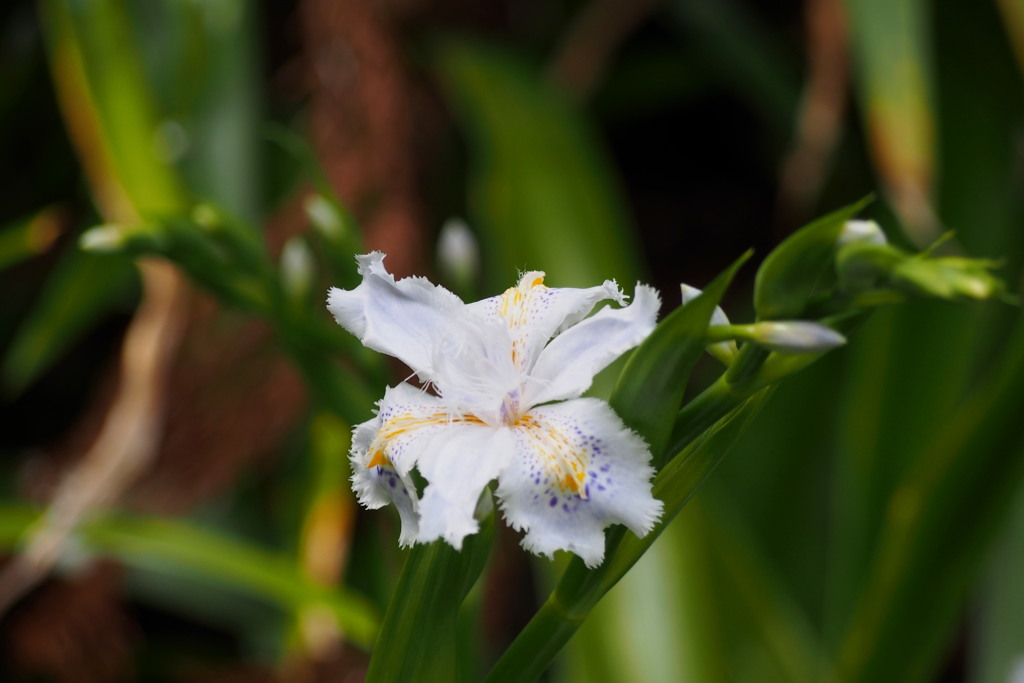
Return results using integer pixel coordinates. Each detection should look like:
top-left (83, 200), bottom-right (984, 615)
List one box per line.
top-left (366, 514), bottom-right (495, 682)
top-left (666, 344), bottom-right (768, 457)
top-left (668, 312), bottom-right (870, 458)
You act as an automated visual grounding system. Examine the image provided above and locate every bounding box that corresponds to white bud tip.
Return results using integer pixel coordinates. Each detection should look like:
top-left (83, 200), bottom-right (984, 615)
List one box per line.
top-left (305, 195), bottom-right (344, 240)
top-left (680, 283), bottom-right (702, 304)
top-left (839, 220), bottom-right (887, 248)
top-left (680, 283), bottom-right (731, 326)
top-left (79, 225), bottom-right (124, 251)
top-left (281, 237), bottom-right (314, 296)
top-left (755, 321), bottom-right (847, 353)
top-left (438, 217), bottom-right (479, 281)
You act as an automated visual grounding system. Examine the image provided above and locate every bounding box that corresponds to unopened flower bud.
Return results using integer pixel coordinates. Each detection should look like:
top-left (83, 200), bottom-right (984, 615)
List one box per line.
top-left (838, 219), bottom-right (887, 248)
top-left (304, 194), bottom-right (347, 243)
top-left (893, 256), bottom-right (1002, 301)
top-left (281, 236), bottom-right (314, 303)
top-left (749, 321), bottom-right (846, 354)
top-left (437, 217), bottom-right (480, 289)
top-left (79, 224), bottom-right (125, 252)
top-left (80, 223), bottom-right (162, 253)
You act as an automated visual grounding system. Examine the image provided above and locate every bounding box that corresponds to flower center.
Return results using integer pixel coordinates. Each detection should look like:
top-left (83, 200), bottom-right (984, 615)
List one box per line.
top-left (500, 390), bottom-right (523, 426)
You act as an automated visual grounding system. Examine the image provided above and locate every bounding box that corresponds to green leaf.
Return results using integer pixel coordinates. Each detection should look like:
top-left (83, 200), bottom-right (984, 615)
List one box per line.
top-left (704, 495), bottom-right (835, 682)
top-left (0, 504), bottom-right (379, 647)
top-left (836, 317), bottom-right (1024, 682)
top-left (432, 38), bottom-right (642, 289)
top-left (997, 0), bottom-right (1024, 76)
top-left (0, 208), bottom-right (62, 272)
top-left (973, 493), bottom-right (1024, 683)
top-left (54, 0), bottom-right (188, 217)
top-left (2, 242), bottom-right (136, 395)
top-left (366, 513), bottom-right (494, 682)
top-left (845, 0), bottom-right (936, 245)
top-left (172, 0), bottom-right (261, 223)
top-left (754, 197), bottom-right (872, 320)
top-left (610, 251), bottom-right (751, 463)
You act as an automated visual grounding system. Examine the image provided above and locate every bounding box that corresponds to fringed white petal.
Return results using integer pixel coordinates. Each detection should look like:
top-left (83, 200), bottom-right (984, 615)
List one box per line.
top-left (525, 284), bottom-right (660, 406)
top-left (496, 398), bottom-right (663, 568)
top-left (350, 382), bottom-right (460, 546)
top-left (468, 273), bottom-right (625, 373)
top-left (416, 425), bottom-right (516, 549)
top-left (350, 414), bottom-right (422, 546)
top-left (327, 252), bottom-right (465, 381)
top-left (352, 382), bottom-right (516, 549)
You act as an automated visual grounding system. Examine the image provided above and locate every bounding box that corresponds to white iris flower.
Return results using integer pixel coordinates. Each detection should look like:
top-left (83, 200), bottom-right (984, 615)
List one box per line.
top-left (327, 252), bottom-right (664, 567)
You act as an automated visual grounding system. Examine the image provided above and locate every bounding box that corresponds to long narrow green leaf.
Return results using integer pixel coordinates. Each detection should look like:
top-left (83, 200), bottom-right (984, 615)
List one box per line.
top-left (2, 243), bottom-right (135, 395)
top-left (57, 0), bottom-right (188, 217)
top-left (705, 495), bottom-right (834, 682)
top-left (366, 514), bottom-right (494, 682)
top-left (845, 0), bottom-right (936, 245)
top-left (997, 0), bottom-right (1024, 75)
top-left (837, 318), bottom-right (1024, 682)
top-left (973, 494), bottom-right (1024, 683)
top-left (559, 253), bottom-right (748, 683)
top-left (433, 38), bottom-right (642, 289)
top-left (611, 251), bottom-right (751, 462)
top-left (0, 208), bottom-right (62, 272)
top-left (0, 504), bottom-right (379, 647)
top-left (936, 3), bottom-right (1024, 680)
top-left (175, 0), bottom-right (261, 222)
top-left (754, 196), bottom-right (872, 320)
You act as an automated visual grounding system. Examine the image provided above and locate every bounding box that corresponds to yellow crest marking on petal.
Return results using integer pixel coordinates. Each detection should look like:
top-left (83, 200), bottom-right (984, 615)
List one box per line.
top-left (366, 409), bottom-right (486, 469)
top-left (367, 449), bottom-right (390, 469)
top-left (514, 413), bottom-right (590, 499)
top-left (497, 271), bottom-right (548, 370)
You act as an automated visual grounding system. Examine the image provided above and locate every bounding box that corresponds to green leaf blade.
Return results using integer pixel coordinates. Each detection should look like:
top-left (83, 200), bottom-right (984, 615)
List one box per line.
top-left (610, 250), bottom-right (751, 462)
top-left (754, 197), bottom-right (872, 320)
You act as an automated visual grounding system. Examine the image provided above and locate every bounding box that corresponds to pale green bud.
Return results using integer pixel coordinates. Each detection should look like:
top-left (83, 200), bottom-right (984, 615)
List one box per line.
top-left (893, 256), bottom-right (1003, 300)
top-left (304, 194), bottom-right (346, 243)
top-left (79, 224), bottom-right (125, 252)
top-left (838, 219), bottom-right (887, 247)
top-left (438, 217), bottom-right (480, 292)
top-left (79, 223), bottom-right (162, 253)
top-left (747, 321), bottom-right (846, 354)
top-left (280, 236), bottom-right (314, 303)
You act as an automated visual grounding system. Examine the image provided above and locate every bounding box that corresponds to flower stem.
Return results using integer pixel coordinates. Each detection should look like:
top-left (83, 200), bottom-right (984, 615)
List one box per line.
top-left (366, 513), bottom-right (494, 682)
top-left (664, 344), bottom-right (768, 461)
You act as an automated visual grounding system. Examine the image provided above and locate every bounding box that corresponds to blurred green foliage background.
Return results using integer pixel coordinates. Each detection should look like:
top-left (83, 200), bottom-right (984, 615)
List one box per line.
top-left (0, 0), bottom-right (1022, 681)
